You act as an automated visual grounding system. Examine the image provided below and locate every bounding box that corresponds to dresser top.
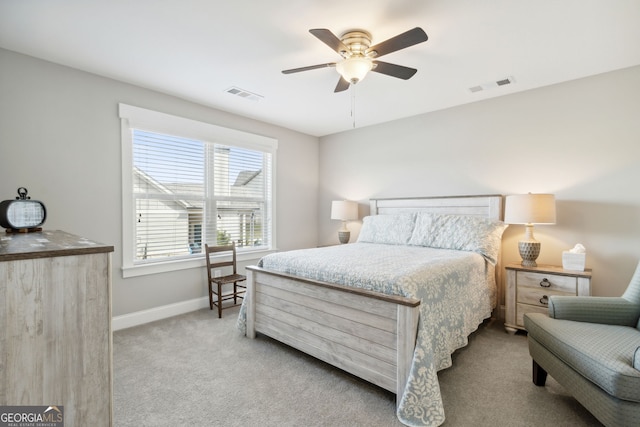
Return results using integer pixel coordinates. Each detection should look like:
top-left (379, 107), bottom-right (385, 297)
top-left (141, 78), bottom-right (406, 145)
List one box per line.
top-left (0, 230), bottom-right (113, 261)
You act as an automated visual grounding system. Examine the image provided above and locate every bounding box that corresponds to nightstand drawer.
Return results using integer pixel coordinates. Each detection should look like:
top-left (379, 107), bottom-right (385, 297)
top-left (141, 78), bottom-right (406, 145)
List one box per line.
top-left (516, 271), bottom-right (577, 293)
top-left (504, 264), bottom-right (592, 333)
top-left (517, 286), bottom-right (573, 307)
top-left (516, 303), bottom-right (548, 326)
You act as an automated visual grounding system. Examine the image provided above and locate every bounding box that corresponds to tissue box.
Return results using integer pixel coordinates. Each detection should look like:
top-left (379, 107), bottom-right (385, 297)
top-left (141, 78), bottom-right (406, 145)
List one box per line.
top-left (562, 252), bottom-right (586, 271)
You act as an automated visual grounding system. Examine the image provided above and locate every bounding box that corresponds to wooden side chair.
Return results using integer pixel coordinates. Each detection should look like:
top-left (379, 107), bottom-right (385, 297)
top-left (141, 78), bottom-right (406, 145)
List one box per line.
top-left (205, 243), bottom-right (247, 318)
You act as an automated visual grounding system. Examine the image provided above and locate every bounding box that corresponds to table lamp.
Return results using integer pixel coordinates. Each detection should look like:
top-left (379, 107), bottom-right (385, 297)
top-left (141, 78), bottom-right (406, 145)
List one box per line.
top-left (331, 200), bottom-right (358, 244)
top-left (504, 193), bottom-right (556, 267)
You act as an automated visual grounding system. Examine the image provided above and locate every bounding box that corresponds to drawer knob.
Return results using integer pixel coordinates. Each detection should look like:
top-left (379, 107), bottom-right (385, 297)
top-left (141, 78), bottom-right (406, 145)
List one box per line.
top-left (539, 278), bottom-right (551, 288)
top-left (540, 295), bottom-right (549, 305)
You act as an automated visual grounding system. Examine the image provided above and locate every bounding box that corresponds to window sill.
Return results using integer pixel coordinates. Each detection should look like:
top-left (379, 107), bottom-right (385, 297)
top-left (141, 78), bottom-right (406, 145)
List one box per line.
top-left (121, 248), bottom-right (276, 278)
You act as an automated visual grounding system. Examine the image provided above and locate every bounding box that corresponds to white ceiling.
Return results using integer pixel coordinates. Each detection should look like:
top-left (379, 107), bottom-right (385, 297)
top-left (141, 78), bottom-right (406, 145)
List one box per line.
top-left (1, 0), bottom-right (639, 137)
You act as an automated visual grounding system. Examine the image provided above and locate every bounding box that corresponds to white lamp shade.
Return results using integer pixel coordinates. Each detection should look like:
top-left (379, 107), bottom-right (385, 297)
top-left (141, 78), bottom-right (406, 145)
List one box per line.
top-left (504, 194), bottom-right (556, 224)
top-left (336, 57), bottom-right (373, 84)
top-left (331, 200), bottom-right (358, 221)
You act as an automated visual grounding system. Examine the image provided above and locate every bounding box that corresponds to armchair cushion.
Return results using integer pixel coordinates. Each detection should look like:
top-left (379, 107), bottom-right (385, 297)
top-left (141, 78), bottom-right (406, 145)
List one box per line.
top-left (548, 295), bottom-right (640, 327)
top-left (525, 313), bottom-right (640, 402)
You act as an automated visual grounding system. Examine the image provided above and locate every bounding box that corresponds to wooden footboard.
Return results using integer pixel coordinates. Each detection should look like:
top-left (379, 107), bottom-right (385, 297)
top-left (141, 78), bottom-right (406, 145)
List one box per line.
top-left (245, 265), bottom-right (420, 403)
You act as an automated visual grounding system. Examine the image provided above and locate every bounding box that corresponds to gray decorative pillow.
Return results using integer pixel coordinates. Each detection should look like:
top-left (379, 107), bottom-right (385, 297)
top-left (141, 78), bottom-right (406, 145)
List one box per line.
top-left (634, 347), bottom-right (640, 372)
top-left (357, 213), bottom-right (416, 245)
top-left (408, 213), bottom-right (508, 265)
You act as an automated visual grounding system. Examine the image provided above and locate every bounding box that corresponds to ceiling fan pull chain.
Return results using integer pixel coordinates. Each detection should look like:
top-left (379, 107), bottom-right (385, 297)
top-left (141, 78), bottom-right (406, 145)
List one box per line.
top-left (351, 84), bottom-right (356, 128)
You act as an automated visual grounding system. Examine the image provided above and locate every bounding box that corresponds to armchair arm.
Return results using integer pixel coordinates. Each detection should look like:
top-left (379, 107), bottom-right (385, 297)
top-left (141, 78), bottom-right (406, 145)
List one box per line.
top-left (548, 296), bottom-right (640, 326)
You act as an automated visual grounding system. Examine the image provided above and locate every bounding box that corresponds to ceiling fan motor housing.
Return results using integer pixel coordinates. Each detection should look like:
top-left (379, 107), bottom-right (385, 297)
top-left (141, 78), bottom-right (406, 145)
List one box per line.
top-left (339, 30), bottom-right (373, 57)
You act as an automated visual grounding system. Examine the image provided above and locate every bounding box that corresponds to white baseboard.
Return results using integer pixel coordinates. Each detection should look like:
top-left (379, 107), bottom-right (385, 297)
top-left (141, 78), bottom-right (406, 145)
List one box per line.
top-left (112, 297), bottom-right (210, 331)
top-left (491, 304), bottom-right (506, 322)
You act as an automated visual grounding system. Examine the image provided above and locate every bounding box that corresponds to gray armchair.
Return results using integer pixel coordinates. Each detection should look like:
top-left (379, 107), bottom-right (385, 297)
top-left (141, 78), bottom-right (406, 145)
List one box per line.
top-left (524, 261), bottom-right (640, 427)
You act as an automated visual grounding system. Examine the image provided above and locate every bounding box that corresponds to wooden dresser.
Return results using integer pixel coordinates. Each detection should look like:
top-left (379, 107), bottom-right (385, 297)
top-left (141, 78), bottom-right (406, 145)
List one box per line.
top-left (0, 230), bottom-right (114, 426)
top-left (504, 263), bottom-right (592, 333)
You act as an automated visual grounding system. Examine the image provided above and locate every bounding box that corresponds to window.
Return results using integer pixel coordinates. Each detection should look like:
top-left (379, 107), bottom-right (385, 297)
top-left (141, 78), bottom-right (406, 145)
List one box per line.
top-left (119, 104), bottom-right (277, 277)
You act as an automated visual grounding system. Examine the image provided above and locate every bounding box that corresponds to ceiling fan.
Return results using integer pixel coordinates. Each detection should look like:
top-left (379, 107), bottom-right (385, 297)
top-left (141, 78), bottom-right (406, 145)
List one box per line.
top-left (282, 27), bottom-right (428, 93)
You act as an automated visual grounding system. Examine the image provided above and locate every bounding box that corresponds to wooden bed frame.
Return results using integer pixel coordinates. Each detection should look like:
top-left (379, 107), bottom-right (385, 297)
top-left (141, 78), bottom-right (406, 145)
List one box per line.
top-left (245, 195), bottom-right (504, 407)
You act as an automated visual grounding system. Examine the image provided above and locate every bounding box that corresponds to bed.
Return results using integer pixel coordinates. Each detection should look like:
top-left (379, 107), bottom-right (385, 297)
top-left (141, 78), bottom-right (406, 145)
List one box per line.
top-left (237, 195), bottom-right (506, 427)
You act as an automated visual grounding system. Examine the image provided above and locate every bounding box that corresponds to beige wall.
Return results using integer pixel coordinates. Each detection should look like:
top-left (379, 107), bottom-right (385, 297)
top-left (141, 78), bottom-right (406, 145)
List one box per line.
top-left (2, 46), bottom-right (639, 316)
top-left (0, 48), bottom-right (320, 316)
top-left (319, 65), bottom-right (640, 299)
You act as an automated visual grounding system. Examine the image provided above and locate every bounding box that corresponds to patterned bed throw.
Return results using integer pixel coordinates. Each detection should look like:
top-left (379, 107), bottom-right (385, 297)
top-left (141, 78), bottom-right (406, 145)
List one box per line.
top-left (238, 242), bottom-right (497, 427)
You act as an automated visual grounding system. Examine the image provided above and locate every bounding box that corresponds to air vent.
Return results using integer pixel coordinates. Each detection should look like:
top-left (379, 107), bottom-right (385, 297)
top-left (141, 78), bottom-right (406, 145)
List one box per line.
top-left (225, 87), bottom-right (264, 101)
top-left (469, 76), bottom-right (516, 93)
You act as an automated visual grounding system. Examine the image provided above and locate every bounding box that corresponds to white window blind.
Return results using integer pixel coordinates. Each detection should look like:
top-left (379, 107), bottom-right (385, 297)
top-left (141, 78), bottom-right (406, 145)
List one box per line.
top-left (120, 104), bottom-right (276, 275)
top-left (133, 130), bottom-right (272, 263)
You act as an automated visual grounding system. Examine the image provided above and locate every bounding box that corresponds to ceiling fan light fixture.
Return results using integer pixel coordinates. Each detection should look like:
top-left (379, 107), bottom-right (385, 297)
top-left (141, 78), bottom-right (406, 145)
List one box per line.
top-left (283, 27), bottom-right (428, 91)
top-left (336, 57), bottom-right (373, 84)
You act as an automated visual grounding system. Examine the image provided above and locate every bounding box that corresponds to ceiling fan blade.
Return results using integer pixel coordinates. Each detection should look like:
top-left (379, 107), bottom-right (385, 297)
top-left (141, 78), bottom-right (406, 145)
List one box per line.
top-left (371, 61), bottom-right (418, 80)
top-left (282, 63), bottom-right (336, 74)
top-left (366, 27), bottom-right (428, 58)
top-left (309, 28), bottom-right (349, 56)
top-left (334, 77), bottom-right (350, 93)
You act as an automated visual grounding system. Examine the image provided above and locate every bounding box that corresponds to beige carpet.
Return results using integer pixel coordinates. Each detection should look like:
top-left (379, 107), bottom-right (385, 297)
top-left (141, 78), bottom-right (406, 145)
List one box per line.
top-left (113, 307), bottom-right (602, 426)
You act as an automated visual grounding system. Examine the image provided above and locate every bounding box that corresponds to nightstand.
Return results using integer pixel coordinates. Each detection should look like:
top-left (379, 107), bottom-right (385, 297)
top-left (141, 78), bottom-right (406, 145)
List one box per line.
top-left (504, 263), bottom-right (592, 333)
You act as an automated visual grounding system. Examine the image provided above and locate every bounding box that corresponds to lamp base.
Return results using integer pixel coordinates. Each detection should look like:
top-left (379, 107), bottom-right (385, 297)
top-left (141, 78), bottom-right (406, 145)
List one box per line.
top-left (338, 231), bottom-right (351, 244)
top-left (518, 241), bottom-right (541, 267)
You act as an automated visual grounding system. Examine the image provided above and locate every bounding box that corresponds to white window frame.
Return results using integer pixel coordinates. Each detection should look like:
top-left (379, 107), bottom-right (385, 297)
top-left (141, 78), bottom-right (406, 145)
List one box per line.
top-left (119, 104), bottom-right (277, 278)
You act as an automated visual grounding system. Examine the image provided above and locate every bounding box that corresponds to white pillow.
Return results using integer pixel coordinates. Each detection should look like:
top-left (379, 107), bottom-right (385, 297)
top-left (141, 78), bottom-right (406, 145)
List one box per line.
top-left (357, 213), bottom-right (416, 245)
top-left (408, 213), bottom-right (508, 265)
